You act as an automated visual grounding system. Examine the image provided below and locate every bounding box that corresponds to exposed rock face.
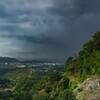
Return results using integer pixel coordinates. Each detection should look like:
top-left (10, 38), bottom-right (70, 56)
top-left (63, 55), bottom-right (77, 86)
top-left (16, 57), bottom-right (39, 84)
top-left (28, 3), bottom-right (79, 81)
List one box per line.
top-left (74, 76), bottom-right (100, 100)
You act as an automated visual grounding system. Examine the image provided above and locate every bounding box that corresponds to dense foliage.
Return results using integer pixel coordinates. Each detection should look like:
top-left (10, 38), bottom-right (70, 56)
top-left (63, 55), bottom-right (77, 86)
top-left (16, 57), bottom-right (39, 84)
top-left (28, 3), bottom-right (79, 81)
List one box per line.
top-left (65, 32), bottom-right (100, 81)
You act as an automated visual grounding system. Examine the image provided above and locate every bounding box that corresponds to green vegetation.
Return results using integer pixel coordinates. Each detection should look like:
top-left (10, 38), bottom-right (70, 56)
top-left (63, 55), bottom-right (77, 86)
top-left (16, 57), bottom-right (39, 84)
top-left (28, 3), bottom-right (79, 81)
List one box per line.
top-left (65, 32), bottom-right (100, 81)
top-left (0, 31), bottom-right (100, 100)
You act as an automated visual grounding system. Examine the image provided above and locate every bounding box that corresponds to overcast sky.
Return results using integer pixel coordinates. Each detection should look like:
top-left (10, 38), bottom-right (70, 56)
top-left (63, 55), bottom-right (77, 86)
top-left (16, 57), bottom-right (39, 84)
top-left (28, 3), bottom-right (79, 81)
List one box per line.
top-left (0, 0), bottom-right (100, 60)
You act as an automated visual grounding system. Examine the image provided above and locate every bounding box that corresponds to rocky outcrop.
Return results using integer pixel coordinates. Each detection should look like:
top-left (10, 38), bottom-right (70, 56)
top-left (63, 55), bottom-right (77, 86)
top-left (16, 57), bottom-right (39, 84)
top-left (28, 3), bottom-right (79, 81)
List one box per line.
top-left (74, 76), bottom-right (100, 100)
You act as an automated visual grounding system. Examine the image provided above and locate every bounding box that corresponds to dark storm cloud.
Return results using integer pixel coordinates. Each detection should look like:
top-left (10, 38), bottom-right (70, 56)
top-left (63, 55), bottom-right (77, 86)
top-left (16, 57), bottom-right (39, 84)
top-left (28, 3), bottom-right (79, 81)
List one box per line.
top-left (47, 0), bottom-right (100, 22)
top-left (0, 0), bottom-right (100, 59)
top-left (75, 0), bottom-right (100, 14)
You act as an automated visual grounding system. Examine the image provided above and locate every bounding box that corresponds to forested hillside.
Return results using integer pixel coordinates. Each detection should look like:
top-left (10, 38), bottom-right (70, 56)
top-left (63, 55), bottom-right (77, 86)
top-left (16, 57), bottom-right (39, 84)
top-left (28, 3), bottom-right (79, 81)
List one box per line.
top-left (65, 31), bottom-right (100, 81)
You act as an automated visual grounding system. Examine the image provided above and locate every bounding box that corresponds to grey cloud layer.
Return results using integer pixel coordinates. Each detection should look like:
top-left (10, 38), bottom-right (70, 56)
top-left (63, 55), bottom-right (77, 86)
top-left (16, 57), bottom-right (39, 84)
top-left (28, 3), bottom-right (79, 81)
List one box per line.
top-left (0, 0), bottom-right (100, 59)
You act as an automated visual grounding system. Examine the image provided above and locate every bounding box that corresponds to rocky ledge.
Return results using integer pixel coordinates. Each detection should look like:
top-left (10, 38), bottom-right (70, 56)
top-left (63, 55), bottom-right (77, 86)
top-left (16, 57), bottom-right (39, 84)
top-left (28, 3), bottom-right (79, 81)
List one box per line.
top-left (74, 76), bottom-right (100, 100)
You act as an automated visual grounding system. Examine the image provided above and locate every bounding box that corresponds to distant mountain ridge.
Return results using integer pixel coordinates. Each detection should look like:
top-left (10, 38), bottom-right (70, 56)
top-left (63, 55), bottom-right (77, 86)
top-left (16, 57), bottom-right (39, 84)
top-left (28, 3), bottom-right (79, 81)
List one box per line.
top-left (0, 57), bottom-right (63, 64)
top-left (0, 57), bottom-right (19, 63)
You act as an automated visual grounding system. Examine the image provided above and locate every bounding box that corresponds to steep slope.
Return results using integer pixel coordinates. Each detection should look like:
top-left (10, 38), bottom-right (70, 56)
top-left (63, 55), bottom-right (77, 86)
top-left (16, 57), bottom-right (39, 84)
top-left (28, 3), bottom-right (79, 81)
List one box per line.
top-left (64, 31), bottom-right (100, 99)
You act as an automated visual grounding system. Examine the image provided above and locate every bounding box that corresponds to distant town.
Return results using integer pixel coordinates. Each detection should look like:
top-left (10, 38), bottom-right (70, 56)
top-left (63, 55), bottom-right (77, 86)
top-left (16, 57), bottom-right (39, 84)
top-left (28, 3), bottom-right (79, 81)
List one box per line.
top-left (0, 57), bottom-right (64, 72)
